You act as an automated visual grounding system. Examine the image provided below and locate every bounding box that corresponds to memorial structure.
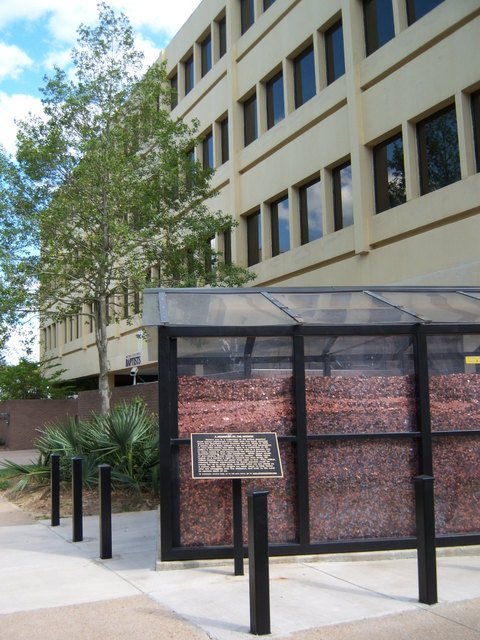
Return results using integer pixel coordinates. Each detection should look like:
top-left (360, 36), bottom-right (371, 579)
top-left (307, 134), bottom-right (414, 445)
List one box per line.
top-left (143, 286), bottom-right (480, 563)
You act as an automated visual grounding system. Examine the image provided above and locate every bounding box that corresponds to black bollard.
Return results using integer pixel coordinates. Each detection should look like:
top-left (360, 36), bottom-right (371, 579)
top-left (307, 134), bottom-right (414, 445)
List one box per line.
top-left (414, 474), bottom-right (437, 605)
top-left (247, 490), bottom-right (270, 635)
top-left (51, 453), bottom-right (60, 527)
top-left (72, 457), bottom-right (83, 542)
top-left (99, 464), bottom-right (112, 559)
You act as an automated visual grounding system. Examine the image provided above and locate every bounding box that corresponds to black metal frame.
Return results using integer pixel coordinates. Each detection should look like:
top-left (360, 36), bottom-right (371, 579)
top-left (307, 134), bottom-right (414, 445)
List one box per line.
top-left (153, 287), bottom-right (480, 562)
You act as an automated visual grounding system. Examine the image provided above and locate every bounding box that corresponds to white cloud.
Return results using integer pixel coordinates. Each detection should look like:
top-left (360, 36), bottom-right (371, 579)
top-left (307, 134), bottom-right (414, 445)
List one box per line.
top-left (0, 1), bottom-right (202, 46)
top-left (0, 91), bottom-right (43, 155)
top-left (0, 42), bottom-right (33, 81)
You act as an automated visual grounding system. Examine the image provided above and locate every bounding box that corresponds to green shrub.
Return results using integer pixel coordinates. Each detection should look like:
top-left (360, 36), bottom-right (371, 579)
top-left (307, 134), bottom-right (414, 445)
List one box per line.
top-left (6, 402), bottom-right (159, 492)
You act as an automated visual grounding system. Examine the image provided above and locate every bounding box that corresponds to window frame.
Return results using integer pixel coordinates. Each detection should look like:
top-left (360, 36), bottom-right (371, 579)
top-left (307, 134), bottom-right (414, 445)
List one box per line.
top-left (325, 20), bottom-right (345, 85)
top-left (243, 93), bottom-right (258, 147)
top-left (220, 117), bottom-right (229, 164)
top-left (363, 0), bottom-right (395, 57)
top-left (373, 132), bottom-right (406, 214)
top-left (471, 90), bottom-right (480, 173)
top-left (247, 210), bottom-right (262, 266)
top-left (241, 0), bottom-right (254, 35)
top-left (270, 195), bottom-right (290, 257)
top-left (218, 16), bottom-right (227, 58)
top-left (417, 104), bottom-right (461, 196)
top-left (299, 177), bottom-right (323, 245)
top-left (201, 33), bottom-right (212, 78)
top-left (406, 0), bottom-right (445, 26)
top-left (202, 131), bottom-right (214, 169)
top-left (266, 71), bottom-right (285, 130)
top-left (184, 54), bottom-right (194, 95)
top-left (332, 161), bottom-right (353, 231)
top-left (293, 44), bottom-right (316, 109)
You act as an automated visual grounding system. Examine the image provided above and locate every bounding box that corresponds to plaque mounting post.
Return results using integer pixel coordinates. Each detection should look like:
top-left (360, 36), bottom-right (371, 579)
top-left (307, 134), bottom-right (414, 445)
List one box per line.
top-left (232, 479), bottom-right (244, 575)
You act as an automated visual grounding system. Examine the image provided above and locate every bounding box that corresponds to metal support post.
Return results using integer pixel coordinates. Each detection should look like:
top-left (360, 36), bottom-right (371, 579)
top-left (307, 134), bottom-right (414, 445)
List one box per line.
top-left (72, 457), bottom-right (83, 542)
top-left (232, 479), bottom-right (244, 575)
top-left (415, 474), bottom-right (437, 605)
top-left (99, 464), bottom-right (112, 559)
top-left (247, 490), bottom-right (270, 635)
top-left (51, 453), bottom-right (60, 527)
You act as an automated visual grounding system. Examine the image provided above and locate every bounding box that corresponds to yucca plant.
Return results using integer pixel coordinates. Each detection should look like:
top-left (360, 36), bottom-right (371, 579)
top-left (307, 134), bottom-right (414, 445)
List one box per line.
top-left (89, 402), bottom-right (159, 489)
top-left (4, 401), bottom-right (159, 492)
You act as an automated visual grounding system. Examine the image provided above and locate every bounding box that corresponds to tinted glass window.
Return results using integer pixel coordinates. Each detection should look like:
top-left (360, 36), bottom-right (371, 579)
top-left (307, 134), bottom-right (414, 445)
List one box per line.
top-left (417, 105), bottom-right (460, 195)
top-left (247, 211), bottom-right (262, 266)
top-left (202, 132), bottom-right (213, 169)
top-left (241, 0), bottom-right (254, 34)
top-left (294, 45), bottom-right (316, 108)
top-left (472, 90), bottom-right (480, 173)
top-left (218, 17), bottom-right (227, 57)
top-left (271, 196), bottom-right (290, 256)
top-left (266, 72), bottom-right (285, 129)
top-left (363, 0), bottom-right (395, 56)
top-left (325, 21), bottom-right (345, 84)
top-left (299, 178), bottom-right (323, 244)
top-left (201, 34), bottom-right (212, 77)
top-left (184, 55), bottom-right (194, 94)
top-left (407, 0), bottom-right (444, 25)
top-left (244, 93), bottom-right (257, 146)
top-left (220, 118), bottom-right (229, 164)
top-left (374, 134), bottom-right (406, 213)
top-left (333, 162), bottom-right (353, 230)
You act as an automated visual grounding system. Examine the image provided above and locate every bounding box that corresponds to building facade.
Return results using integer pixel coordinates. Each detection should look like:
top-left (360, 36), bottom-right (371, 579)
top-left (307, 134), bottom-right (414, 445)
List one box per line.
top-left (41, 0), bottom-right (480, 388)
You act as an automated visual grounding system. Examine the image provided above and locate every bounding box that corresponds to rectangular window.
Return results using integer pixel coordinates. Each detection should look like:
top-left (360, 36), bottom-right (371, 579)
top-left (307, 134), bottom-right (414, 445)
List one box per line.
top-left (299, 178), bottom-right (323, 244)
top-left (373, 133), bottom-right (406, 213)
top-left (406, 0), bottom-right (444, 25)
top-left (472, 90), bottom-right (480, 173)
top-left (241, 0), bottom-right (254, 34)
top-left (170, 73), bottom-right (178, 108)
top-left (247, 210), bottom-right (261, 266)
top-left (201, 33), bottom-right (212, 77)
top-left (363, 0), bottom-right (395, 56)
top-left (220, 117), bottom-right (229, 164)
top-left (271, 196), bottom-right (289, 256)
top-left (218, 17), bottom-right (227, 58)
top-left (266, 71), bottom-right (285, 129)
top-left (244, 93), bottom-right (257, 146)
top-left (263, 0), bottom-right (276, 9)
top-left (202, 131), bottom-right (214, 169)
top-left (293, 45), bottom-right (316, 109)
top-left (52, 323), bottom-right (57, 348)
top-left (325, 20), bottom-right (345, 85)
top-left (223, 230), bottom-right (232, 265)
top-left (184, 54), bottom-right (194, 95)
top-left (417, 104), bottom-right (460, 195)
top-left (333, 162), bottom-right (353, 231)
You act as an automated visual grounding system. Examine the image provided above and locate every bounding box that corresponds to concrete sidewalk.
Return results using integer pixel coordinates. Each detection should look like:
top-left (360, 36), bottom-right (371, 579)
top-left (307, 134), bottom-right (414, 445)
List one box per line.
top-left (0, 495), bottom-right (479, 640)
top-left (0, 449), bottom-right (40, 469)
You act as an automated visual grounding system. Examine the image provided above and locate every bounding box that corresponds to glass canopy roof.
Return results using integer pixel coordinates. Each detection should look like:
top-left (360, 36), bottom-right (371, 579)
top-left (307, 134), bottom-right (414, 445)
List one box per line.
top-left (143, 287), bottom-right (480, 327)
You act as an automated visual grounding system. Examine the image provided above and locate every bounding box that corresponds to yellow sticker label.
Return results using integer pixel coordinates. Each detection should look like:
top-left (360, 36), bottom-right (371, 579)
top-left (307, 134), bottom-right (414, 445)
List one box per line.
top-left (465, 356), bottom-right (480, 364)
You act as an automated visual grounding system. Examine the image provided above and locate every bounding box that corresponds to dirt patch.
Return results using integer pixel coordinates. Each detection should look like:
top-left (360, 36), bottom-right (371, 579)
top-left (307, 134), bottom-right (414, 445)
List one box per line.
top-left (1, 482), bottom-right (158, 520)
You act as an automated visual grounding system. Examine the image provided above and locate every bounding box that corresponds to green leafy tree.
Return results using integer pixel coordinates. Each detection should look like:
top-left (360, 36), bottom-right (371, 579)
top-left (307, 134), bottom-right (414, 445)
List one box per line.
top-left (0, 4), bottom-right (253, 413)
top-left (0, 359), bottom-right (74, 400)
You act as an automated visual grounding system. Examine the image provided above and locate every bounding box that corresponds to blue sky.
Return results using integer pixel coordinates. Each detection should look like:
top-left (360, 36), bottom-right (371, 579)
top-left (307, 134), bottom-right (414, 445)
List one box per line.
top-left (0, 0), bottom-right (202, 156)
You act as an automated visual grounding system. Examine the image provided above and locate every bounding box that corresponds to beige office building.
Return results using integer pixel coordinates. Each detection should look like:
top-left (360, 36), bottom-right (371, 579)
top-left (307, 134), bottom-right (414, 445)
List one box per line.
top-left (41, 0), bottom-right (480, 388)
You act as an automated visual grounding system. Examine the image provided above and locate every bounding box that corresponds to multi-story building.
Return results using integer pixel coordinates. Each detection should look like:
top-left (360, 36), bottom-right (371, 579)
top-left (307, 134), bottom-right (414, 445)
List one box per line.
top-left (41, 0), bottom-right (480, 389)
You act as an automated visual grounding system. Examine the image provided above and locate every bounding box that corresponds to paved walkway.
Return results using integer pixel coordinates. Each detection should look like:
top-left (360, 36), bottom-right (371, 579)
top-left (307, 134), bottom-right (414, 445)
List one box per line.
top-left (1, 450), bottom-right (479, 639)
top-left (1, 494), bottom-right (480, 639)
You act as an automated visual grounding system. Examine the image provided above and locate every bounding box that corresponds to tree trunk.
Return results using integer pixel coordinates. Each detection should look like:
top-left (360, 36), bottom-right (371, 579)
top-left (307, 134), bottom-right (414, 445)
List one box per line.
top-left (95, 297), bottom-right (111, 414)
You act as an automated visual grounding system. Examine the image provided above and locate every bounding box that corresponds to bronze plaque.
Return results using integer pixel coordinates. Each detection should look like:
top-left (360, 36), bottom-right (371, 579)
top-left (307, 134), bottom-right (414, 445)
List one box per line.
top-left (191, 432), bottom-right (283, 479)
